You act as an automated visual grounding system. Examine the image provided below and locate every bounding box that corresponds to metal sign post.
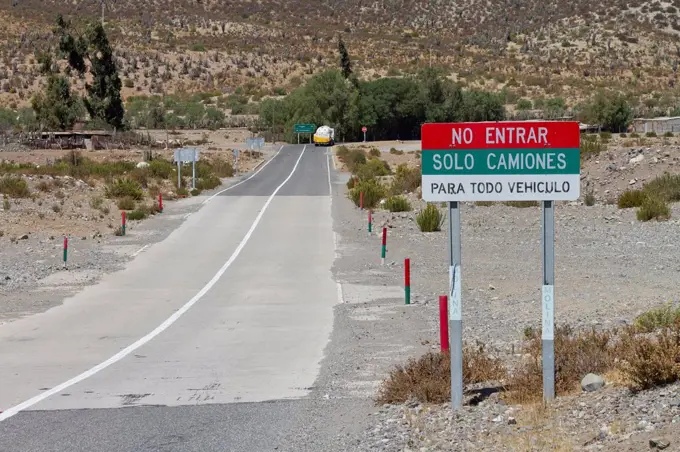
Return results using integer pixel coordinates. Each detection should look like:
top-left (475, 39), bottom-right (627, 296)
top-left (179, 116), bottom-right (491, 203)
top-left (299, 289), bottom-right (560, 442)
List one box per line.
top-left (542, 200), bottom-right (556, 401)
top-left (421, 121), bottom-right (580, 408)
top-left (448, 201), bottom-right (463, 410)
top-left (362, 126), bottom-right (367, 142)
top-left (192, 149), bottom-right (197, 189)
top-left (174, 148), bottom-right (200, 191)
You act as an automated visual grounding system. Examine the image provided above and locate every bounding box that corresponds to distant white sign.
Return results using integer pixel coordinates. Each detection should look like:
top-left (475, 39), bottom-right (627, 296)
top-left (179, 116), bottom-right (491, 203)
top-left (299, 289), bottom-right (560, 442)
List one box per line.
top-left (246, 137), bottom-right (264, 150)
top-left (174, 148), bottom-right (199, 163)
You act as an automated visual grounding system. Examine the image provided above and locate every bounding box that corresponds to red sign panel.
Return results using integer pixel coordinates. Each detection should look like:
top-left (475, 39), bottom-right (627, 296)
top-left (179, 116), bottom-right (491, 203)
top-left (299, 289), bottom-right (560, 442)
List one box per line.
top-left (421, 121), bottom-right (580, 150)
top-left (362, 126), bottom-right (367, 133)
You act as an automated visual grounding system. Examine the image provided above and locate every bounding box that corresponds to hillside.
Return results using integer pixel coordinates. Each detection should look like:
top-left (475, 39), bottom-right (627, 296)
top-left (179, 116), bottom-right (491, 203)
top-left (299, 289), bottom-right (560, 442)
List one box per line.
top-left (3, 0), bottom-right (680, 114)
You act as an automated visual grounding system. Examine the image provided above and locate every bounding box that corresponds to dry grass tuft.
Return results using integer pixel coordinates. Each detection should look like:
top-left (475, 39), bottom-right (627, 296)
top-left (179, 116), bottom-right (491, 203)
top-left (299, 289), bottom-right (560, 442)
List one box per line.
top-left (376, 345), bottom-right (506, 405)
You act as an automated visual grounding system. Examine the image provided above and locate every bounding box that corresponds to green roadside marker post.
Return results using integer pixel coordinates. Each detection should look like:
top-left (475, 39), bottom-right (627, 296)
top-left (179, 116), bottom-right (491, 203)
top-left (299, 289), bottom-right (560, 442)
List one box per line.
top-left (421, 121), bottom-right (581, 410)
top-left (381, 227), bottom-right (387, 265)
top-left (294, 124), bottom-right (316, 144)
top-left (368, 210), bottom-right (372, 234)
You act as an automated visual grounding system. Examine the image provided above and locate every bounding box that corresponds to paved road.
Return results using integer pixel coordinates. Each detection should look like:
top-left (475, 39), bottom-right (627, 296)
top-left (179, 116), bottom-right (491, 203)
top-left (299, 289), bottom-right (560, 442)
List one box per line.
top-left (0, 145), bottom-right (341, 451)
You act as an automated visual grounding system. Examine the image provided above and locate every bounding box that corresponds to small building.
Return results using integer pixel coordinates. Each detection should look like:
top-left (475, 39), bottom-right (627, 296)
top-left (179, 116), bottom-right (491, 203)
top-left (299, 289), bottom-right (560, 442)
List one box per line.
top-left (630, 117), bottom-right (680, 134)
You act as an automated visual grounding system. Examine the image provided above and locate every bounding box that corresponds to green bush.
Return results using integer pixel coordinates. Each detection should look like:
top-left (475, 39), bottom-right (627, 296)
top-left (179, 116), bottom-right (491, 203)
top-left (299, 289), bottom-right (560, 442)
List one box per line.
top-left (149, 160), bottom-right (175, 179)
top-left (196, 174), bottom-right (221, 190)
top-left (117, 196), bottom-right (136, 210)
top-left (664, 131), bottom-right (674, 138)
top-left (345, 150), bottom-right (367, 173)
top-left (105, 179), bottom-right (143, 200)
top-left (355, 159), bottom-right (391, 181)
top-left (0, 176), bottom-right (30, 198)
top-left (637, 197), bottom-right (670, 222)
top-left (617, 189), bottom-right (646, 208)
top-left (643, 172), bottom-right (680, 202)
top-left (389, 164), bottom-right (421, 194)
top-left (416, 203), bottom-right (444, 232)
top-left (646, 131), bottom-right (657, 137)
top-left (348, 179), bottom-right (386, 208)
top-left (634, 303), bottom-right (680, 333)
top-left (584, 191), bottom-right (596, 206)
top-left (384, 196), bottom-right (411, 212)
top-left (368, 148), bottom-right (381, 157)
top-left (126, 209), bottom-right (148, 221)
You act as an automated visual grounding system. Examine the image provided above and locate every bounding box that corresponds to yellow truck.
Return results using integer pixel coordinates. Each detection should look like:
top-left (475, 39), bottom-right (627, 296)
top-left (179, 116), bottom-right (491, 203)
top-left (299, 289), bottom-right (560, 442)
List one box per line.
top-left (313, 125), bottom-right (335, 146)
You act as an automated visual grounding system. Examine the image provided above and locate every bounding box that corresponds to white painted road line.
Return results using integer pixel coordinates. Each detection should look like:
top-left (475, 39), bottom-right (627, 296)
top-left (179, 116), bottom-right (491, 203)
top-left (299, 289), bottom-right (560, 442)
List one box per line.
top-left (132, 245), bottom-right (149, 257)
top-left (0, 145), bottom-right (307, 423)
top-left (326, 153), bottom-right (332, 196)
top-left (202, 145), bottom-right (285, 205)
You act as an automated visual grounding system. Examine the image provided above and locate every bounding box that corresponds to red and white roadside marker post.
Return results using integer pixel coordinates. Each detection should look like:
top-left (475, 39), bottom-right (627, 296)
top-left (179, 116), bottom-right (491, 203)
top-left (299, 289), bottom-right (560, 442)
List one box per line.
top-left (158, 192), bottom-right (163, 213)
top-left (121, 211), bottom-right (126, 236)
top-left (359, 191), bottom-right (364, 210)
top-left (421, 121), bottom-right (581, 409)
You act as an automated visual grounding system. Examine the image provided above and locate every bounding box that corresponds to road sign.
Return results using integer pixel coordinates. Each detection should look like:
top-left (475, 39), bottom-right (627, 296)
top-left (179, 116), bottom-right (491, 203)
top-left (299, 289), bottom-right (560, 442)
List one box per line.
top-left (174, 147), bottom-right (199, 163)
top-left (294, 124), bottom-right (315, 134)
top-left (421, 121), bottom-right (581, 202)
top-left (173, 148), bottom-right (199, 189)
top-left (246, 137), bottom-right (264, 150)
top-left (362, 126), bottom-right (367, 133)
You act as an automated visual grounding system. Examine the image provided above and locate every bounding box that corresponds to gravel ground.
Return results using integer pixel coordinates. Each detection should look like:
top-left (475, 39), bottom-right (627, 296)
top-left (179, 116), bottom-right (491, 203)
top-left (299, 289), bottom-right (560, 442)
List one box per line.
top-left (326, 181), bottom-right (680, 450)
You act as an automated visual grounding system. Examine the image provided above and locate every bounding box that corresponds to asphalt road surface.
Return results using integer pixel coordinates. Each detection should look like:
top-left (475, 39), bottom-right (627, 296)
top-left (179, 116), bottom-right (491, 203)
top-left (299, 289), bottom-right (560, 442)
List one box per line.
top-left (0, 144), bottom-right (342, 451)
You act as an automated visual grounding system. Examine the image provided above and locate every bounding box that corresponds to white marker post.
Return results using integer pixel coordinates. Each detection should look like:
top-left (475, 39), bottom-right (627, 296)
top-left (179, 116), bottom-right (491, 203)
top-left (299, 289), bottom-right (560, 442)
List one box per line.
top-left (421, 121), bottom-right (580, 409)
top-left (448, 207), bottom-right (463, 410)
top-left (542, 201), bottom-right (555, 400)
top-left (192, 148), bottom-right (197, 190)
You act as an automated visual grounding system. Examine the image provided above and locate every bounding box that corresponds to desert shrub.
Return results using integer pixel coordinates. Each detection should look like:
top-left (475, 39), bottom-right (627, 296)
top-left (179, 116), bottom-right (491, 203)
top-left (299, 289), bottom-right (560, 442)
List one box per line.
top-left (90, 196), bottom-right (104, 209)
top-left (355, 159), bottom-right (390, 181)
top-left (376, 347), bottom-right (506, 405)
top-left (105, 179), bottom-right (143, 200)
top-left (646, 131), bottom-right (657, 137)
top-left (207, 157), bottom-right (234, 178)
top-left (196, 174), bottom-right (221, 190)
top-left (643, 172), bottom-right (680, 202)
top-left (618, 326), bottom-right (680, 391)
top-left (384, 196), bottom-right (411, 212)
top-left (599, 131), bottom-right (612, 141)
top-left (389, 148), bottom-right (404, 155)
top-left (584, 190), bottom-right (596, 206)
top-left (389, 164), bottom-right (421, 194)
top-left (506, 326), bottom-right (616, 402)
top-left (368, 148), bottom-right (381, 157)
top-left (665, 131), bottom-right (674, 137)
top-left (339, 148), bottom-right (367, 173)
top-left (0, 176), bottom-right (30, 198)
top-left (148, 160), bottom-right (175, 179)
top-left (2, 195), bottom-right (9, 211)
top-left (117, 196), bottom-right (136, 210)
top-left (581, 138), bottom-right (604, 159)
top-left (475, 201), bottom-right (495, 206)
top-left (348, 179), bottom-right (386, 208)
top-left (503, 201), bottom-right (539, 208)
top-left (636, 196), bottom-right (670, 221)
top-left (126, 209), bottom-right (147, 221)
top-left (634, 303), bottom-right (680, 333)
top-left (416, 203), bottom-right (444, 232)
top-left (617, 189), bottom-right (646, 208)
top-left (190, 188), bottom-right (202, 196)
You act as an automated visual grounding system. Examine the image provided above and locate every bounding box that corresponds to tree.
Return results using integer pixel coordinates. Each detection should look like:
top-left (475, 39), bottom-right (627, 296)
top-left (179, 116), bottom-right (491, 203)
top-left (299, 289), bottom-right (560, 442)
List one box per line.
top-left (55, 15), bottom-right (125, 129)
top-left (31, 46), bottom-right (83, 131)
top-left (581, 91), bottom-right (632, 132)
top-left (338, 36), bottom-right (352, 80)
top-left (32, 75), bottom-right (83, 131)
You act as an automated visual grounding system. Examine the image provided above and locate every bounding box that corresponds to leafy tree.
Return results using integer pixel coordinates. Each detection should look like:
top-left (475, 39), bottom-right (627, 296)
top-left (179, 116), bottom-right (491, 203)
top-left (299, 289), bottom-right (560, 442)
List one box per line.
top-left (338, 36), bottom-right (352, 80)
top-left (32, 75), bottom-right (83, 130)
top-left (31, 45), bottom-right (83, 131)
top-left (581, 91), bottom-right (632, 132)
top-left (55, 15), bottom-right (124, 129)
